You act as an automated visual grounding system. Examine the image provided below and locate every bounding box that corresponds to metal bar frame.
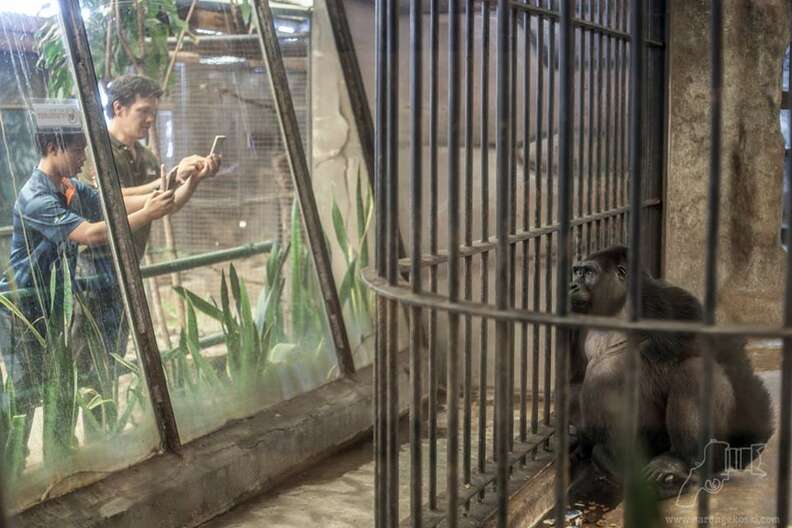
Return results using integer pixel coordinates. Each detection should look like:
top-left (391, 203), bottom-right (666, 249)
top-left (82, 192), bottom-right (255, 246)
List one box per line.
top-left (446, 0), bottom-right (462, 524)
top-left (623, 0), bottom-right (644, 525)
top-left (58, 0), bottom-right (181, 453)
top-left (697, 0), bottom-right (722, 523)
top-left (251, 0), bottom-right (355, 378)
top-left (778, 6), bottom-right (792, 527)
top-left (494, 0), bottom-right (510, 524)
top-left (409, 0), bottom-right (424, 524)
top-left (374, 0), bottom-right (388, 522)
top-left (395, 200), bottom-right (661, 270)
top-left (368, 0), bottom-right (669, 526)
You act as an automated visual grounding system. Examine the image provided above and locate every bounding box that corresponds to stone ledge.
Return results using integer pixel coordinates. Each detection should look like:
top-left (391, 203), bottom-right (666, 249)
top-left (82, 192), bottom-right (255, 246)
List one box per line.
top-left (12, 361), bottom-right (402, 528)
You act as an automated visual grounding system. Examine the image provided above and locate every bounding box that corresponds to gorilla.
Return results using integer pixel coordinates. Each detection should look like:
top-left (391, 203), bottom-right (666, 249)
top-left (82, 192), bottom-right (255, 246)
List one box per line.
top-left (568, 245), bottom-right (773, 498)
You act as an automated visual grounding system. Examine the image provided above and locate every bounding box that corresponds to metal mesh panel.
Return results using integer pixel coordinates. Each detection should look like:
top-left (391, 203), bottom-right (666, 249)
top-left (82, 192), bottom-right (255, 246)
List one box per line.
top-left (150, 33), bottom-right (309, 255)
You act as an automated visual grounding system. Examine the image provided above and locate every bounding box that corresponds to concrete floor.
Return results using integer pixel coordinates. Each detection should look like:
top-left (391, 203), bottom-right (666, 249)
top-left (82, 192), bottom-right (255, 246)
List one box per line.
top-left (201, 364), bottom-right (785, 528)
top-left (200, 394), bottom-right (551, 528)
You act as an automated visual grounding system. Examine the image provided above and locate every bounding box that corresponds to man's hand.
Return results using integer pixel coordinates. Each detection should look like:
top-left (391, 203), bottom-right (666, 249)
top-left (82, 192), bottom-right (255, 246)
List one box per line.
top-left (175, 155), bottom-right (204, 185)
top-left (175, 154), bottom-right (221, 185)
top-left (196, 154), bottom-right (221, 181)
top-left (143, 189), bottom-right (176, 220)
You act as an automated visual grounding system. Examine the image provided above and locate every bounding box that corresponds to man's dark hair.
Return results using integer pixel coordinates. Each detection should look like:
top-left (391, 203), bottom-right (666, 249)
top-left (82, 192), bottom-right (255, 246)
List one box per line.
top-left (35, 131), bottom-right (87, 157)
top-left (105, 74), bottom-right (163, 118)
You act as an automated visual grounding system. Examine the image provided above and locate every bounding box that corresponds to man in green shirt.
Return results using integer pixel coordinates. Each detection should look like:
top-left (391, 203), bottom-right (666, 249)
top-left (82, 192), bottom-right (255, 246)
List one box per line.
top-left (75, 74), bottom-right (219, 382)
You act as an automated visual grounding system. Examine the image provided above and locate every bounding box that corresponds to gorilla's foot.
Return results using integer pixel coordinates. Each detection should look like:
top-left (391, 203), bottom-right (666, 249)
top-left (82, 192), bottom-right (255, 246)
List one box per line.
top-left (643, 453), bottom-right (694, 499)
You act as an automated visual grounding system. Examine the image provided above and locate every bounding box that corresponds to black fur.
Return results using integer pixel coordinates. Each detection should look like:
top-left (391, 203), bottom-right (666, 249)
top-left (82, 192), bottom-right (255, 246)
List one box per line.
top-left (569, 245), bottom-right (773, 495)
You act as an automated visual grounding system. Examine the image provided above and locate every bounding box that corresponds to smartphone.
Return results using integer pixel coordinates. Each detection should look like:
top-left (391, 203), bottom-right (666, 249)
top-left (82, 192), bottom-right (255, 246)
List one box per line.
top-left (159, 164), bottom-right (167, 192)
top-left (165, 166), bottom-right (179, 191)
top-left (209, 135), bottom-right (226, 158)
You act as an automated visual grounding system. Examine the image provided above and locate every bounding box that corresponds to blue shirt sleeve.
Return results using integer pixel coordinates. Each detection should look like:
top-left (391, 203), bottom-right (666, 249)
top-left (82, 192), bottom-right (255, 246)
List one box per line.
top-left (72, 178), bottom-right (104, 222)
top-left (19, 193), bottom-right (86, 245)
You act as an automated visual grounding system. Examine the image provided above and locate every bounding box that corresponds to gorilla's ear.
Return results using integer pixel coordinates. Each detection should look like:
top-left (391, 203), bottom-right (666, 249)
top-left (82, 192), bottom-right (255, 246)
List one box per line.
top-left (616, 264), bottom-right (627, 281)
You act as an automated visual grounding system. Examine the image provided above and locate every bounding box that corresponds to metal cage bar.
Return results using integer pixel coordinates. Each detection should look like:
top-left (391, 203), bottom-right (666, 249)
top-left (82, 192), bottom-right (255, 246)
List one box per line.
top-left (697, 0), bottom-right (723, 524)
top-left (446, 0), bottom-right (462, 523)
top-left (372, 0), bottom-right (667, 525)
top-left (552, 1), bottom-right (574, 526)
top-left (494, 2), bottom-right (511, 525)
top-left (409, 0), bottom-right (424, 525)
top-left (374, 0), bottom-right (388, 521)
top-left (778, 6), bottom-right (792, 526)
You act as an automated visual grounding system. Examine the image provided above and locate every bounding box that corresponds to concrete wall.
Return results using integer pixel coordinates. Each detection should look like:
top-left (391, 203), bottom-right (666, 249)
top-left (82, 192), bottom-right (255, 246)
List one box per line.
top-left (665, 0), bottom-right (790, 324)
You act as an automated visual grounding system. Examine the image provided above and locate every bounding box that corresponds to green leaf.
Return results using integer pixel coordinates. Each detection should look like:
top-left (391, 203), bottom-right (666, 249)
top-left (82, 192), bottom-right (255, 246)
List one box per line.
top-left (338, 258), bottom-right (357, 306)
top-left (5, 414), bottom-right (26, 479)
top-left (355, 169), bottom-right (366, 240)
top-left (0, 294), bottom-right (44, 347)
top-left (174, 286), bottom-right (225, 322)
top-left (240, 0), bottom-right (252, 26)
top-left (229, 263), bottom-right (242, 315)
top-left (62, 257), bottom-right (73, 332)
top-left (113, 380), bottom-right (141, 434)
top-left (331, 199), bottom-right (350, 260)
top-left (290, 201), bottom-right (305, 336)
top-left (185, 300), bottom-right (223, 388)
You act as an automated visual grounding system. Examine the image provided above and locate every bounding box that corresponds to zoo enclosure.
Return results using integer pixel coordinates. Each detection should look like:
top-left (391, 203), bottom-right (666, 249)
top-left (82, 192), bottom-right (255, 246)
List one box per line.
top-left (362, 0), bottom-right (792, 527)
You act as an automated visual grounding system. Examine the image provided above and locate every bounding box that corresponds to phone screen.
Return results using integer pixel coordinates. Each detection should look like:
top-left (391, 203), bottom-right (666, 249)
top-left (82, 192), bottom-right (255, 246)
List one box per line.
top-left (209, 135), bottom-right (226, 157)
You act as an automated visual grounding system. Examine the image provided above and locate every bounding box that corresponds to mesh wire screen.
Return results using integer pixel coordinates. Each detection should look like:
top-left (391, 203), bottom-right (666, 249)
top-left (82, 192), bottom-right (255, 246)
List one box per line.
top-left (149, 32), bottom-right (309, 256)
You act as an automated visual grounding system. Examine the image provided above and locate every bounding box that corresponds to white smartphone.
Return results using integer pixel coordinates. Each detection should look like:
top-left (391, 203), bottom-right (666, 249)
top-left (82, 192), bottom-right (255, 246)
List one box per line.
top-left (165, 166), bottom-right (179, 191)
top-left (209, 135), bottom-right (226, 157)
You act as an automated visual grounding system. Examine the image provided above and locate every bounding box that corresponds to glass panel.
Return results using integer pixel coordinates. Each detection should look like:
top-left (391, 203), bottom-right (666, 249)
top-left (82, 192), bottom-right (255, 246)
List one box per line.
top-left (311, 0), bottom-right (375, 368)
top-left (74, 0), bottom-right (338, 443)
top-left (0, 8), bottom-right (160, 511)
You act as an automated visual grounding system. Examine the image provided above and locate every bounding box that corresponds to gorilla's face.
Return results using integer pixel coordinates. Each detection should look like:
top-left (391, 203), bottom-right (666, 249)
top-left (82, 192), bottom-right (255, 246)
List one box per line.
top-left (569, 258), bottom-right (627, 316)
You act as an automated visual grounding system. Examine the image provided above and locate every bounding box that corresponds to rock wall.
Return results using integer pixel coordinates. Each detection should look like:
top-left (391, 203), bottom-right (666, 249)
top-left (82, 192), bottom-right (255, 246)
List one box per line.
top-left (665, 0), bottom-right (790, 324)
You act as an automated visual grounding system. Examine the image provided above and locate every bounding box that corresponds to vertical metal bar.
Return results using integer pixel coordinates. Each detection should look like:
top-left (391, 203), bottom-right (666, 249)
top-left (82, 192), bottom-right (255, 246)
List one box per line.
top-left (508, 3), bottom-right (519, 455)
top-left (409, 0), bottom-right (424, 524)
top-left (478, 0), bottom-right (492, 476)
top-left (627, 2), bottom-right (643, 310)
top-left (619, 0), bottom-right (629, 242)
top-left (613, 0), bottom-right (623, 243)
top-left (776, 24), bottom-right (792, 516)
top-left (58, 0), bottom-right (181, 453)
top-left (780, 16), bottom-right (792, 524)
top-left (623, 0), bottom-right (643, 526)
top-left (586, 0), bottom-right (595, 253)
top-left (385, 0), bottom-right (400, 522)
top-left (374, 0), bottom-right (388, 522)
top-left (534, 2), bottom-right (545, 431)
top-left (520, 2), bottom-right (532, 444)
top-left (554, 1), bottom-right (574, 526)
top-left (495, 0), bottom-right (512, 525)
top-left (252, 0), bottom-right (355, 377)
top-left (595, 0), bottom-right (604, 247)
top-left (577, 2), bottom-right (586, 253)
top-left (697, 1), bottom-right (721, 524)
top-left (428, 0), bottom-right (440, 511)
top-left (324, 0), bottom-right (375, 185)
top-left (463, 0), bottom-right (475, 488)
top-left (447, 0), bottom-right (462, 523)
top-left (544, 0), bottom-right (556, 427)
top-left (604, 0), bottom-right (613, 246)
